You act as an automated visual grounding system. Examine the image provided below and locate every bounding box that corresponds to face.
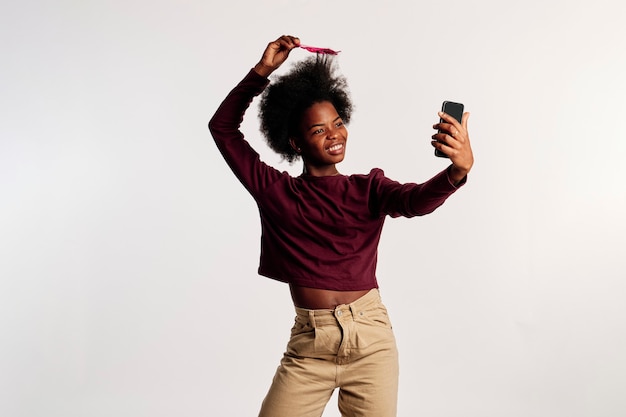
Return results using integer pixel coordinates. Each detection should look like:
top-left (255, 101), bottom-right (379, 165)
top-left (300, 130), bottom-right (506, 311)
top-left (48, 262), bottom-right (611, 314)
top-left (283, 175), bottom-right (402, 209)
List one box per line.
top-left (291, 101), bottom-right (348, 174)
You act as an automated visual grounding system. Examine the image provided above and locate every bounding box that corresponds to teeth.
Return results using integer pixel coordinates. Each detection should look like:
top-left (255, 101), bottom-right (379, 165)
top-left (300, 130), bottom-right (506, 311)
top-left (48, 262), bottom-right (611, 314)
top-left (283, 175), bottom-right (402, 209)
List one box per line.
top-left (329, 144), bottom-right (343, 151)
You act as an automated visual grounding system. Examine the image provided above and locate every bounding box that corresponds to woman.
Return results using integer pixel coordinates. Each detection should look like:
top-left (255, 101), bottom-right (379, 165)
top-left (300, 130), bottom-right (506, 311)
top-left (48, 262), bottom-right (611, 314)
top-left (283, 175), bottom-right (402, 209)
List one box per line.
top-left (209, 35), bottom-right (473, 417)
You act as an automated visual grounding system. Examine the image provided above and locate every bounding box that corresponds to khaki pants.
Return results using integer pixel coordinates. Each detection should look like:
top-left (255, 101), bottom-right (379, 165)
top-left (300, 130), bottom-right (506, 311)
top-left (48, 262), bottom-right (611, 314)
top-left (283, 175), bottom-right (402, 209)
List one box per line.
top-left (259, 289), bottom-right (399, 417)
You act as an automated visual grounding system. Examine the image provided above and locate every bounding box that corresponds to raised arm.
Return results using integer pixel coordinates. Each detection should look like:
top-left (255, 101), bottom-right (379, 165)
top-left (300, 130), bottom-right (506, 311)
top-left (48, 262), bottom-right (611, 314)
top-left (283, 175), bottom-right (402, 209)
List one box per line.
top-left (208, 35), bottom-right (300, 198)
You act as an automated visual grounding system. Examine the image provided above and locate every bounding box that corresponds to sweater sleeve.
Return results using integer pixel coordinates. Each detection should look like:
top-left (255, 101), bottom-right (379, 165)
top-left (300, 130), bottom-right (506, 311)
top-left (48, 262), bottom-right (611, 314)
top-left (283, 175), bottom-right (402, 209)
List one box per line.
top-left (208, 69), bottom-right (284, 199)
top-left (370, 167), bottom-right (466, 218)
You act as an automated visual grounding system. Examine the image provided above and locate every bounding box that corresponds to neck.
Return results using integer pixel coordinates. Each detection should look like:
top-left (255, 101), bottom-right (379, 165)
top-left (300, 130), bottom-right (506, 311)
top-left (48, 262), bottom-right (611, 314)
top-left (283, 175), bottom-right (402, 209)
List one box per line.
top-left (303, 163), bottom-right (339, 177)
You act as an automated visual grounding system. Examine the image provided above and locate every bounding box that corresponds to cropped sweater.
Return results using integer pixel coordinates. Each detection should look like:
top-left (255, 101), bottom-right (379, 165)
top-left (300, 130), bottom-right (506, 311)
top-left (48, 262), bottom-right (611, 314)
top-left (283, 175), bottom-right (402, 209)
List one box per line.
top-left (208, 69), bottom-right (465, 291)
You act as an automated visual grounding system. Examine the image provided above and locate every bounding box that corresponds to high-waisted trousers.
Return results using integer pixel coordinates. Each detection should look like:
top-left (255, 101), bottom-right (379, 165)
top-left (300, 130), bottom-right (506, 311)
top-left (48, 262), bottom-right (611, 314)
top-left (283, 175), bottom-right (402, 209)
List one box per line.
top-left (258, 289), bottom-right (399, 417)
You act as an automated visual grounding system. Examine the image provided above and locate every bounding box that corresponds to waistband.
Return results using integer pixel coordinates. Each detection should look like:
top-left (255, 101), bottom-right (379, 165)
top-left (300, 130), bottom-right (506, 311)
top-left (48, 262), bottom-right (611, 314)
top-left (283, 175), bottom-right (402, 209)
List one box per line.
top-left (294, 288), bottom-right (383, 327)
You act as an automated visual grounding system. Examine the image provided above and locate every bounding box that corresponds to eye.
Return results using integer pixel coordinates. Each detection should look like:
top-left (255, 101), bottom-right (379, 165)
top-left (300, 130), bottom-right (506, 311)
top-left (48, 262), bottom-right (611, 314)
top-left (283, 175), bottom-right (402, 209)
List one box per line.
top-left (335, 120), bottom-right (344, 128)
top-left (312, 128), bottom-right (324, 135)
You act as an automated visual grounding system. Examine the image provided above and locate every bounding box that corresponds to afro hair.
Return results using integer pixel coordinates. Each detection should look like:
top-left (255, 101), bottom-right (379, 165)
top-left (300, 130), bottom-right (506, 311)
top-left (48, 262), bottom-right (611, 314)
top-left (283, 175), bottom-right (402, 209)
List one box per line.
top-left (258, 55), bottom-right (353, 163)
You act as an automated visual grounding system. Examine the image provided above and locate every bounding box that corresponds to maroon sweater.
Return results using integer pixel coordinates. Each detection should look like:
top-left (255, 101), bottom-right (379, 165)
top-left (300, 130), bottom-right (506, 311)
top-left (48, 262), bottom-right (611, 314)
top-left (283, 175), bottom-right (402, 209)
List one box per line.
top-left (209, 69), bottom-right (465, 291)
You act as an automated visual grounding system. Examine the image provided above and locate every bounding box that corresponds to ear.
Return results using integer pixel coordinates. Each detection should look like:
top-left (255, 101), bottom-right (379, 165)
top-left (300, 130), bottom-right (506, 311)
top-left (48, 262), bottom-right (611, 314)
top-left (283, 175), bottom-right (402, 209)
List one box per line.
top-left (289, 137), bottom-right (302, 154)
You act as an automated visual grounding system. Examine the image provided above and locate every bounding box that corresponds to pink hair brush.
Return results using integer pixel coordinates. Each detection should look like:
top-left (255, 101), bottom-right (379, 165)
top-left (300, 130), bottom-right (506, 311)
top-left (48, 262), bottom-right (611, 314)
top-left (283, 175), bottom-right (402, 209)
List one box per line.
top-left (299, 44), bottom-right (341, 55)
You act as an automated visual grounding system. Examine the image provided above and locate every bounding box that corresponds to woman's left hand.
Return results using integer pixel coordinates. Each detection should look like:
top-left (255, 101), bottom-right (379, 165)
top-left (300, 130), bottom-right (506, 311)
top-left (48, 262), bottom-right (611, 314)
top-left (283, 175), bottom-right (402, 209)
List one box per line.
top-left (432, 111), bottom-right (474, 184)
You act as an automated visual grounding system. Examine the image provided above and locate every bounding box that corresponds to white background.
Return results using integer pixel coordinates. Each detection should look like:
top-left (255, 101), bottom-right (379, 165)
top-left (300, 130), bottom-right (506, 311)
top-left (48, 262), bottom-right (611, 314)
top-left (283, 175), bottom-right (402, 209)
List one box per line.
top-left (1, 0), bottom-right (625, 416)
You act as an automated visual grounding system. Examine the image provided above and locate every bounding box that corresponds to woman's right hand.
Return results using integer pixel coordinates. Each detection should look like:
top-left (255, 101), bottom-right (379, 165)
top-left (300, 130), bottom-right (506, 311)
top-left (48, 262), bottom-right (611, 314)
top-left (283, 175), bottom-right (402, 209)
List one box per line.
top-left (254, 35), bottom-right (300, 77)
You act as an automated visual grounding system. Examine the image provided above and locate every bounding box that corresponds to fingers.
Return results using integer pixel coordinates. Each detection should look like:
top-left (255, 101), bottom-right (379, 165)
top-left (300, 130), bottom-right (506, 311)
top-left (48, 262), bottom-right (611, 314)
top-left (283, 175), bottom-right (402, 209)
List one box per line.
top-left (431, 110), bottom-right (471, 161)
top-left (436, 111), bottom-right (462, 132)
top-left (433, 111), bottom-right (470, 142)
top-left (273, 35), bottom-right (300, 49)
top-left (267, 35), bottom-right (300, 57)
top-left (255, 35), bottom-right (300, 77)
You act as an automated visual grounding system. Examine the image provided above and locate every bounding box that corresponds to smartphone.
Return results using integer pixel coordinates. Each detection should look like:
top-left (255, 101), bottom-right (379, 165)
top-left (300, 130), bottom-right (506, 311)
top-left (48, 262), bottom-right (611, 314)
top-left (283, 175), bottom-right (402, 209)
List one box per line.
top-left (435, 101), bottom-right (464, 158)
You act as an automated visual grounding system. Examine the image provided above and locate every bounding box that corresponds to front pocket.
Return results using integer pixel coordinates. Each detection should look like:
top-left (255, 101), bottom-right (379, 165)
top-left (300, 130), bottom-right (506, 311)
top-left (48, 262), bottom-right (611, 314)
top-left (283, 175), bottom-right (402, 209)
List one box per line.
top-left (359, 306), bottom-right (393, 329)
top-left (290, 316), bottom-right (313, 337)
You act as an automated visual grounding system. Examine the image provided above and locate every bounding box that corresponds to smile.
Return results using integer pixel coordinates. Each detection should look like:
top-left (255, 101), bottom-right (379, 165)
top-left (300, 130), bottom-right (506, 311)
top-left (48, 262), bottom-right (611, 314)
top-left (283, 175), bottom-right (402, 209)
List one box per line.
top-left (327, 143), bottom-right (344, 152)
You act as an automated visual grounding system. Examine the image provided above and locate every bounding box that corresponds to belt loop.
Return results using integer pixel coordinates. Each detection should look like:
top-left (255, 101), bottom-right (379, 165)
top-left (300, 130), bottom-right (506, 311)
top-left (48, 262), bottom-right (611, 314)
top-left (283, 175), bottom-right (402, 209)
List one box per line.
top-left (349, 303), bottom-right (358, 319)
top-left (308, 309), bottom-right (316, 328)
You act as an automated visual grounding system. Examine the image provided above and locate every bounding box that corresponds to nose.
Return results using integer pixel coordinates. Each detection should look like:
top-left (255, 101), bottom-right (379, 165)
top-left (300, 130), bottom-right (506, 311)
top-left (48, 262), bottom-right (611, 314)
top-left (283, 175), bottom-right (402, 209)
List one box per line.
top-left (327, 126), bottom-right (338, 140)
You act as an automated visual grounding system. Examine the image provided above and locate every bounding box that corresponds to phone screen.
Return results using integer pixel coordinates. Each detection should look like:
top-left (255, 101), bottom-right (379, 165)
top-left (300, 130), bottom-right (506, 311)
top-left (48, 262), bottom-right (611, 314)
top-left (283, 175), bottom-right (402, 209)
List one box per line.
top-left (435, 101), bottom-right (464, 158)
